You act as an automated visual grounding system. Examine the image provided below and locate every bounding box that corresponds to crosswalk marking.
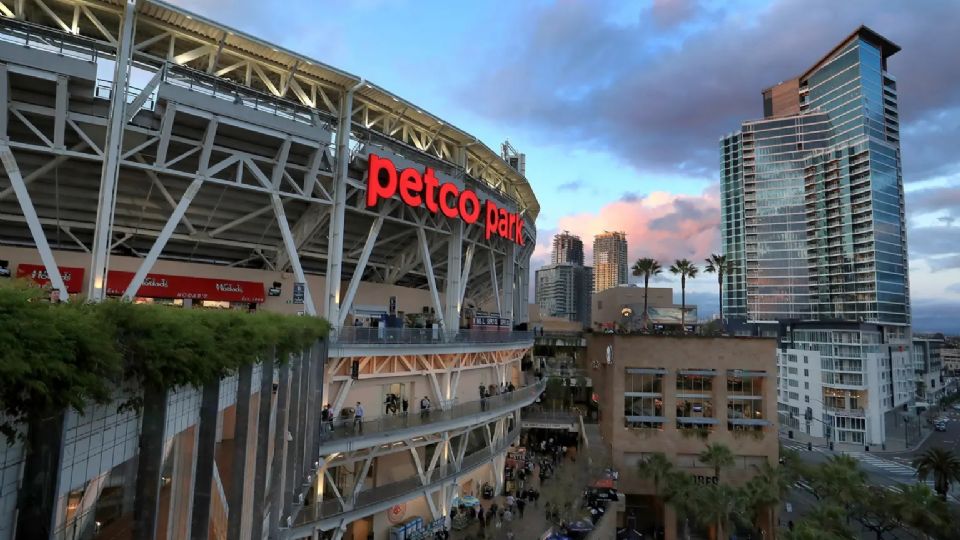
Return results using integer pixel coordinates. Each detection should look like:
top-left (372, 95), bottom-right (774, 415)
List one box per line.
top-left (846, 452), bottom-right (919, 477)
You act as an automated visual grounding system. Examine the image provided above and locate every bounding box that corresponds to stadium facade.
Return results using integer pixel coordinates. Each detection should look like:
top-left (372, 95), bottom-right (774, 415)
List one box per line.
top-left (0, 1), bottom-right (539, 539)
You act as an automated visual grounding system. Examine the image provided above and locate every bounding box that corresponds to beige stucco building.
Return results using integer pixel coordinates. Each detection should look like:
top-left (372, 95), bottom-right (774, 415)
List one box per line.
top-left (588, 334), bottom-right (778, 539)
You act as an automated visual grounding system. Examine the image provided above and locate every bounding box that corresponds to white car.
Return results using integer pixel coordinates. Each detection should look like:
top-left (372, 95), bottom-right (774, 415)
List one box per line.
top-left (953, 404), bottom-right (960, 412)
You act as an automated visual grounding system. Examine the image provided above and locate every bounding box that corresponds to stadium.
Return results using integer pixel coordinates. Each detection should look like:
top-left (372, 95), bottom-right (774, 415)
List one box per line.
top-left (0, 1), bottom-right (539, 539)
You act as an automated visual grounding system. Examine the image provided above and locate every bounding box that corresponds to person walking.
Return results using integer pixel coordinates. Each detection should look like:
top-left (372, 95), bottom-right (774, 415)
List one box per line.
top-left (516, 498), bottom-right (526, 518)
top-left (420, 396), bottom-right (431, 419)
top-left (321, 403), bottom-right (333, 438)
top-left (353, 402), bottom-right (364, 433)
top-left (479, 385), bottom-right (487, 411)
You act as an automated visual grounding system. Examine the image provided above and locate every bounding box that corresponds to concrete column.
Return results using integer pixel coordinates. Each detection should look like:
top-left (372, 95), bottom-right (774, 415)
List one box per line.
top-left (189, 380), bottom-right (220, 540)
top-left (297, 349), bottom-right (311, 485)
top-left (165, 427), bottom-right (197, 539)
top-left (251, 357), bottom-right (275, 540)
top-left (269, 361), bottom-right (291, 538)
top-left (15, 411), bottom-right (66, 540)
top-left (444, 221), bottom-right (463, 335)
top-left (133, 384), bottom-right (169, 540)
top-left (227, 363), bottom-right (253, 539)
top-left (284, 357), bottom-right (304, 511)
top-left (502, 242), bottom-right (516, 323)
top-left (308, 340), bottom-right (327, 464)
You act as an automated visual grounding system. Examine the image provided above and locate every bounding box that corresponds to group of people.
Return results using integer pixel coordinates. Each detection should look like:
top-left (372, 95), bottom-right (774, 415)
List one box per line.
top-left (478, 382), bottom-right (516, 411)
top-left (318, 394), bottom-right (435, 436)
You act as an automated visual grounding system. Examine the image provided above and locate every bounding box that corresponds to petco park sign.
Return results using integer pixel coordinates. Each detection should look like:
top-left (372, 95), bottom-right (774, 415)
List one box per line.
top-left (366, 154), bottom-right (525, 246)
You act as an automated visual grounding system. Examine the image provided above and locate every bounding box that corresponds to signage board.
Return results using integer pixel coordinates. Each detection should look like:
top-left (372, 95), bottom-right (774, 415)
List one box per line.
top-left (17, 264), bottom-right (85, 293)
top-left (105, 271), bottom-right (266, 302)
top-left (366, 154), bottom-right (525, 246)
top-left (292, 282), bottom-right (305, 305)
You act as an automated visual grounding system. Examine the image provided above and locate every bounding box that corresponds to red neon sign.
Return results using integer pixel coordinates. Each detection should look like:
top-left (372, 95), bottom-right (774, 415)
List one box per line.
top-left (365, 154), bottom-right (525, 246)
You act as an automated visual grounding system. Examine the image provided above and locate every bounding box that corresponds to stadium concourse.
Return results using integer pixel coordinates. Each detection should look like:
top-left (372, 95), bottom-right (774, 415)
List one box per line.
top-left (0, 1), bottom-right (539, 539)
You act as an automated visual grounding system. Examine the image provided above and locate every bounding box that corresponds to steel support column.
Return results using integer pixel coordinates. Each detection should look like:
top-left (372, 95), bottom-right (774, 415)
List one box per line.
top-left (502, 242), bottom-right (516, 323)
top-left (273, 194), bottom-right (317, 315)
top-left (417, 227), bottom-right (444, 327)
top-left (325, 79), bottom-right (364, 328)
top-left (269, 362), bottom-right (291, 539)
top-left (132, 384), bottom-right (168, 540)
top-left (443, 220), bottom-right (463, 335)
top-left (88, 0), bottom-right (137, 301)
top-left (337, 214), bottom-right (384, 327)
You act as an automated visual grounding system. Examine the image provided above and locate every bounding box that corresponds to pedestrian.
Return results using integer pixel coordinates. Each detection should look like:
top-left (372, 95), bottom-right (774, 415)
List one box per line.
top-left (353, 402), bottom-right (364, 433)
top-left (321, 404), bottom-right (333, 437)
top-left (401, 397), bottom-right (409, 415)
top-left (479, 385), bottom-right (487, 410)
top-left (517, 498), bottom-right (526, 518)
top-left (420, 395), bottom-right (431, 418)
top-left (507, 382), bottom-right (515, 392)
top-left (503, 508), bottom-right (513, 523)
top-left (506, 493), bottom-right (515, 510)
top-left (533, 489), bottom-right (540, 507)
top-left (478, 506), bottom-right (485, 524)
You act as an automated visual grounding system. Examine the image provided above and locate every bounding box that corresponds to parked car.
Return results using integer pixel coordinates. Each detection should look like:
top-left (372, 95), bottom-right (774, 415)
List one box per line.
top-left (935, 421), bottom-right (948, 432)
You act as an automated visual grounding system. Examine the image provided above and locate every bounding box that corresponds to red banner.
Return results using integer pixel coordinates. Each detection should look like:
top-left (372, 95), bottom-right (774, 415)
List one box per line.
top-left (16, 264), bottom-right (85, 293)
top-left (106, 271), bottom-right (266, 303)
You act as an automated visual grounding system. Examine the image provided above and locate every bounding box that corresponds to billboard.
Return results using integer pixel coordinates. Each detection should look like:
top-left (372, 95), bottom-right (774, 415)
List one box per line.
top-left (646, 306), bottom-right (698, 325)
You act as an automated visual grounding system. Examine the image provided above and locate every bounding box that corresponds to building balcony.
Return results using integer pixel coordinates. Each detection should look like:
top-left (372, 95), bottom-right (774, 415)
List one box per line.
top-left (824, 407), bottom-right (866, 418)
top-left (316, 379), bottom-right (544, 454)
top-left (288, 429), bottom-right (522, 535)
top-left (330, 327), bottom-right (534, 356)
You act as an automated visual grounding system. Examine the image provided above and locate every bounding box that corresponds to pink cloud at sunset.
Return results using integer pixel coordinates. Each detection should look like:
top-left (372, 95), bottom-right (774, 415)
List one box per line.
top-left (534, 188), bottom-right (721, 273)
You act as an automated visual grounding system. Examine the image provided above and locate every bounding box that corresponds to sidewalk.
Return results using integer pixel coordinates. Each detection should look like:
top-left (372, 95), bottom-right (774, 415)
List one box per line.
top-left (779, 423), bottom-right (933, 455)
top-left (451, 425), bottom-right (609, 540)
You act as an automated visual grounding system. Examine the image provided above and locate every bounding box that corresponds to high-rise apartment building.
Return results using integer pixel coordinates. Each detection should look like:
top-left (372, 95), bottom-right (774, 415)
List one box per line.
top-left (593, 231), bottom-right (628, 293)
top-left (552, 231), bottom-right (585, 266)
top-left (536, 232), bottom-right (593, 328)
top-left (720, 27), bottom-right (912, 446)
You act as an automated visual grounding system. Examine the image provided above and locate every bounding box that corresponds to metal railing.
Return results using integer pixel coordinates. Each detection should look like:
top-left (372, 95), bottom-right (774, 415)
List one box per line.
top-left (293, 429), bottom-right (521, 527)
top-left (0, 18), bottom-right (104, 62)
top-left (318, 379), bottom-right (545, 446)
top-left (332, 327), bottom-right (534, 347)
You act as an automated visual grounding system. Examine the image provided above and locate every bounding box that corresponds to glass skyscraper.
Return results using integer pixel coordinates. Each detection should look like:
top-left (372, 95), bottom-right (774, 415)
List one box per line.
top-left (721, 26), bottom-right (909, 326)
top-left (720, 27), bottom-right (912, 447)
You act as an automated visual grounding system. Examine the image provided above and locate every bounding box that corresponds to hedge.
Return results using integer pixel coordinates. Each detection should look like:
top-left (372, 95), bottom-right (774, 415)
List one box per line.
top-left (0, 279), bottom-right (329, 443)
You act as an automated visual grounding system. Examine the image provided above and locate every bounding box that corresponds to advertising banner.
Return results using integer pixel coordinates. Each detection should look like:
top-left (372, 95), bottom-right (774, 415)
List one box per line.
top-left (647, 306), bottom-right (698, 325)
top-left (16, 264), bottom-right (85, 293)
top-left (105, 271), bottom-right (266, 302)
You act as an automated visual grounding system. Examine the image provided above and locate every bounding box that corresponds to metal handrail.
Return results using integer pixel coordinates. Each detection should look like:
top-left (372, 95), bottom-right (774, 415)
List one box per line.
top-left (332, 327), bottom-right (533, 346)
top-left (317, 379), bottom-right (545, 447)
top-left (292, 428), bottom-right (522, 527)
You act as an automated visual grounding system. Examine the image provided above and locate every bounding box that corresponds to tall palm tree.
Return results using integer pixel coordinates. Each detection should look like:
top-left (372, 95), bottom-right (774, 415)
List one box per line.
top-left (745, 461), bottom-right (792, 539)
top-left (893, 483), bottom-right (949, 539)
top-left (704, 253), bottom-right (735, 323)
top-left (669, 259), bottom-right (698, 331)
top-left (637, 453), bottom-right (673, 535)
top-left (692, 483), bottom-right (743, 540)
top-left (783, 504), bottom-right (856, 540)
top-left (631, 258), bottom-right (662, 329)
top-left (912, 447), bottom-right (960, 500)
top-left (810, 455), bottom-right (865, 521)
top-left (699, 442), bottom-right (735, 481)
top-left (663, 471), bottom-right (697, 540)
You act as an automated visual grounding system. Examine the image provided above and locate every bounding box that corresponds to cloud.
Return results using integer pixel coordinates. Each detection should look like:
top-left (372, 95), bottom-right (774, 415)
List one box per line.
top-left (926, 255), bottom-right (960, 273)
top-left (534, 188), bottom-right (721, 270)
top-left (619, 192), bottom-right (642, 202)
top-left (947, 283), bottom-right (960, 295)
top-left (459, 0), bottom-right (960, 183)
top-left (558, 180), bottom-right (585, 192)
top-left (911, 298), bottom-right (960, 334)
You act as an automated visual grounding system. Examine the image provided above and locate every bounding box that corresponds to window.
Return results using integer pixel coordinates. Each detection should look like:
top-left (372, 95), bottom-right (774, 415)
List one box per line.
top-left (804, 369), bottom-right (809, 376)
top-left (624, 370), bottom-right (663, 393)
top-left (676, 397), bottom-right (714, 418)
top-left (804, 395), bottom-right (810, 403)
top-left (727, 374), bottom-right (763, 396)
top-left (677, 373), bottom-right (714, 393)
top-left (804, 382), bottom-right (809, 390)
top-left (624, 397), bottom-right (664, 428)
top-left (727, 398), bottom-right (763, 420)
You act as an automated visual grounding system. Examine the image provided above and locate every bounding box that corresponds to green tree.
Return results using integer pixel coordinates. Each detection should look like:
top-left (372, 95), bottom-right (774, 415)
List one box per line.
top-left (637, 453), bottom-right (673, 534)
top-left (893, 483), bottom-right (949, 539)
top-left (669, 259), bottom-right (699, 331)
top-left (699, 442), bottom-right (735, 481)
top-left (704, 254), bottom-right (735, 323)
top-left (691, 483), bottom-right (743, 540)
top-left (853, 486), bottom-right (901, 540)
top-left (912, 447), bottom-right (960, 500)
top-left (744, 461), bottom-right (792, 539)
top-left (663, 471), bottom-right (697, 540)
top-left (631, 258), bottom-right (662, 329)
top-left (782, 504), bottom-right (855, 540)
top-left (808, 455), bottom-right (865, 522)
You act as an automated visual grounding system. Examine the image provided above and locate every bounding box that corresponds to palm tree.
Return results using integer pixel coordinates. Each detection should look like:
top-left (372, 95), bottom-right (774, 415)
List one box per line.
top-left (699, 442), bottom-right (735, 481)
top-left (637, 453), bottom-right (673, 535)
top-left (692, 483), bottom-right (743, 540)
top-left (809, 455), bottom-right (865, 521)
top-left (745, 461), bottom-right (792, 539)
top-left (893, 483), bottom-right (949, 539)
top-left (783, 504), bottom-right (856, 540)
top-left (663, 471), bottom-right (697, 540)
top-left (669, 259), bottom-right (698, 331)
top-left (912, 447), bottom-right (960, 500)
top-left (704, 253), bottom-right (735, 323)
top-left (631, 258), bottom-right (662, 329)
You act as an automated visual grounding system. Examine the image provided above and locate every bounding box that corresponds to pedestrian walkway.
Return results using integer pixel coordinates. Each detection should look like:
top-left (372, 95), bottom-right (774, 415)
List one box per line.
top-left (781, 441), bottom-right (827, 454)
top-left (450, 424), bottom-right (609, 540)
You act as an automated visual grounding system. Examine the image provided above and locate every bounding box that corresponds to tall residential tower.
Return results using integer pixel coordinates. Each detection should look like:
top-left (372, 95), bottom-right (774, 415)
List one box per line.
top-left (593, 231), bottom-right (628, 293)
top-left (552, 231), bottom-right (585, 266)
top-left (536, 232), bottom-right (592, 328)
top-left (720, 27), bottom-right (912, 447)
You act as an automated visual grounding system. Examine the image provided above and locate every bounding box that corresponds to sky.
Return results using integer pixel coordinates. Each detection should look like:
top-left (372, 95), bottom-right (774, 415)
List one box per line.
top-left (174, 0), bottom-right (960, 333)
